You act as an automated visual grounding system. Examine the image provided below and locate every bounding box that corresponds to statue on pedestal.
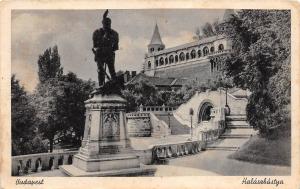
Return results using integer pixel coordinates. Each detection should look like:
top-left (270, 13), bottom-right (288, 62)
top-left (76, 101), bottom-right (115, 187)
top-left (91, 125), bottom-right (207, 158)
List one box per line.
top-left (60, 10), bottom-right (155, 176)
top-left (92, 9), bottom-right (122, 95)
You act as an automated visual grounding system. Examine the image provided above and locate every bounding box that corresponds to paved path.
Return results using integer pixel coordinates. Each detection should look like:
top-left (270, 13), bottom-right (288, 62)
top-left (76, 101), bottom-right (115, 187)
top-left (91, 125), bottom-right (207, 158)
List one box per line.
top-left (131, 135), bottom-right (192, 150)
top-left (28, 165), bottom-right (219, 177)
top-left (168, 150), bottom-right (290, 176)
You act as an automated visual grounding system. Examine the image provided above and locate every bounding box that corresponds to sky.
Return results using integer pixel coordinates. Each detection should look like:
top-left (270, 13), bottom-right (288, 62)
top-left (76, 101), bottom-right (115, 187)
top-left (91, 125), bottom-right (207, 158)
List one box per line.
top-left (12, 9), bottom-right (226, 91)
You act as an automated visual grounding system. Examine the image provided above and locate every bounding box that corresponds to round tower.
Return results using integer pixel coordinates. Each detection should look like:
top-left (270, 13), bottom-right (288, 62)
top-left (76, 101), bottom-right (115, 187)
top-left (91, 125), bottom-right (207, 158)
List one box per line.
top-left (216, 9), bottom-right (236, 34)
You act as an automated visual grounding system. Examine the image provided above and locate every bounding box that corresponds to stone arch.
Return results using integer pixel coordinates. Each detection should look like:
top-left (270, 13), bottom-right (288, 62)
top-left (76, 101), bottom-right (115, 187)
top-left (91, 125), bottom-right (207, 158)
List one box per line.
top-left (191, 49), bottom-right (196, 59)
top-left (218, 44), bottom-right (224, 51)
top-left (210, 46), bottom-right (215, 53)
top-left (197, 49), bottom-right (202, 57)
top-left (58, 156), bottom-right (64, 166)
top-left (35, 158), bottom-right (42, 171)
top-left (203, 46), bottom-right (209, 56)
top-left (159, 57), bottom-right (164, 66)
top-left (179, 52), bottom-right (185, 61)
top-left (147, 61), bottom-right (151, 68)
top-left (175, 55), bottom-right (179, 62)
top-left (197, 100), bottom-right (215, 123)
top-left (49, 157), bottom-right (54, 170)
top-left (165, 57), bottom-right (168, 64)
top-left (169, 55), bottom-right (174, 63)
top-left (186, 52), bottom-right (190, 60)
top-left (25, 159), bottom-right (31, 173)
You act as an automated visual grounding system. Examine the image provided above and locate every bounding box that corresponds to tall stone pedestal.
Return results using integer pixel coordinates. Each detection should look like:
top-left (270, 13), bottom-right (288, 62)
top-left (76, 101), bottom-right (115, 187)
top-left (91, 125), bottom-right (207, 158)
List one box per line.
top-left (60, 93), bottom-right (155, 176)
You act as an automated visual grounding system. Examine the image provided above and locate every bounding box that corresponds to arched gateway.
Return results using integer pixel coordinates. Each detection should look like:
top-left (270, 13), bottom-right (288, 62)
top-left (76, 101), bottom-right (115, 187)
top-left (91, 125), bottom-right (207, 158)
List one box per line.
top-left (197, 101), bottom-right (214, 123)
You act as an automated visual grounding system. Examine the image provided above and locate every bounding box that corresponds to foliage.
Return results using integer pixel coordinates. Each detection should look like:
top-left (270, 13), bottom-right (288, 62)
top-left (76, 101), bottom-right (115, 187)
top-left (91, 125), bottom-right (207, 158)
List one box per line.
top-left (224, 10), bottom-right (291, 137)
top-left (11, 75), bottom-right (47, 155)
top-left (56, 72), bottom-right (95, 145)
top-left (122, 76), bottom-right (233, 112)
top-left (34, 46), bottom-right (95, 151)
top-left (122, 81), bottom-right (163, 112)
top-left (37, 45), bottom-right (63, 83)
top-left (201, 22), bottom-right (217, 37)
top-left (33, 73), bottom-right (95, 151)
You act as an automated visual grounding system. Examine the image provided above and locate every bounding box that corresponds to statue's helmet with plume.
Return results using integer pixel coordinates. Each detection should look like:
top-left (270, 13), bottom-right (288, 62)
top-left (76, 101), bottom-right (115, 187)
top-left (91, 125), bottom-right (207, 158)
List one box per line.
top-left (102, 9), bottom-right (111, 28)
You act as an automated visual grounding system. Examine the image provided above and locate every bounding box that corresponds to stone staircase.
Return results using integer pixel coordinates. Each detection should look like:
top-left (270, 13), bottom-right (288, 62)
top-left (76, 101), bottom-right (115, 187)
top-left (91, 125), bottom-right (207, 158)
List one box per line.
top-left (206, 114), bottom-right (256, 151)
top-left (155, 114), bottom-right (190, 135)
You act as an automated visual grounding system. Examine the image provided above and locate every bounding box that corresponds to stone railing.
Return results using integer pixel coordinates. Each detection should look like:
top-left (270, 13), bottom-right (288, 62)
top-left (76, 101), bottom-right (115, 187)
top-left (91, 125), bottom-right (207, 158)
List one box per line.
top-left (151, 140), bottom-right (205, 164)
top-left (208, 49), bottom-right (231, 56)
top-left (11, 151), bottom-right (78, 176)
top-left (139, 104), bottom-right (177, 113)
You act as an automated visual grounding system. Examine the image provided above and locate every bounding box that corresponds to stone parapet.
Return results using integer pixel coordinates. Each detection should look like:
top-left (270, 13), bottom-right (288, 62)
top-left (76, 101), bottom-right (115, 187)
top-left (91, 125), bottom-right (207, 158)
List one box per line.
top-left (11, 151), bottom-right (77, 176)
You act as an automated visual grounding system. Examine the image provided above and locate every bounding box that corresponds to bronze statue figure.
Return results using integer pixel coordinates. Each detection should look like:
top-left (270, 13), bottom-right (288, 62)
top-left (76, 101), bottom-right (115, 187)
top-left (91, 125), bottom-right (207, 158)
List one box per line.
top-left (92, 9), bottom-right (119, 87)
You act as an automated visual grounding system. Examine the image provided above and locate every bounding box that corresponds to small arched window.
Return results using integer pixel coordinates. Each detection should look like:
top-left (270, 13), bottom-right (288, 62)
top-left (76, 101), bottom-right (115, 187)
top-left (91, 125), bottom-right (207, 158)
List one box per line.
top-left (186, 52), bottom-right (190, 60)
top-left (191, 50), bottom-right (196, 59)
top-left (165, 57), bottom-right (168, 64)
top-left (155, 60), bottom-right (159, 67)
top-left (148, 61), bottom-right (151, 68)
top-left (150, 48), bottom-right (154, 52)
top-left (169, 55), bottom-right (174, 63)
top-left (203, 47), bottom-right (209, 56)
top-left (158, 48), bottom-right (160, 51)
top-left (210, 47), bottom-right (215, 53)
top-left (197, 49), bottom-right (202, 57)
top-left (218, 44), bottom-right (224, 51)
top-left (175, 55), bottom-right (179, 62)
top-left (179, 52), bottom-right (185, 61)
top-left (159, 57), bottom-right (164, 66)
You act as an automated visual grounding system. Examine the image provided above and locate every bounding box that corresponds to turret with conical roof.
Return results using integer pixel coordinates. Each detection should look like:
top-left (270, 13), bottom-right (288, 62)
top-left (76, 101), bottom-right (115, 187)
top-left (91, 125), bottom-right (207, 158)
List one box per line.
top-left (148, 23), bottom-right (165, 54)
top-left (216, 9), bottom-right (236, 34)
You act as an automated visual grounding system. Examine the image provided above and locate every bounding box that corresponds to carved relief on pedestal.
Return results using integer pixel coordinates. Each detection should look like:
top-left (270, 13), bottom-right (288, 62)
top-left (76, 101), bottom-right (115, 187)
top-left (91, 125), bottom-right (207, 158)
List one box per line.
top-left (101, 112), bottom-right (120, 141)
top-left (87, 114), bottom-right (92, 140)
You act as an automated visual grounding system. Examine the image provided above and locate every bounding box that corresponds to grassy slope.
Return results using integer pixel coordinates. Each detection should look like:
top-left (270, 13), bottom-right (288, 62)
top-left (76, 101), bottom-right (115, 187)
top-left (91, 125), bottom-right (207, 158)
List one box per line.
top-left (228, 135), bottom-right (291, 166)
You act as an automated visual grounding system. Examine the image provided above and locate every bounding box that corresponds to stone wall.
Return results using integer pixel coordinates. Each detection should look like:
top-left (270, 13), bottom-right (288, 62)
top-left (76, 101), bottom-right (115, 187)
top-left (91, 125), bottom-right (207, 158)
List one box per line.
top-left (149, 112), bottom-right (171, 137)
top-left (154, 59), bottom-right (212, 81)
top-left (126, 112), bottom-right (151, 137)
top-left (174, 89), bottom-right (248, 127)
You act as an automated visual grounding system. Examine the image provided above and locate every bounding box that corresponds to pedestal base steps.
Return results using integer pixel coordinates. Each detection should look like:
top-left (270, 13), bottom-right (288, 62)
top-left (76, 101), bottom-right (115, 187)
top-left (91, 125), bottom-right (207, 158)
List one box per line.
top-left (60, 165), bottom-right (156, 177)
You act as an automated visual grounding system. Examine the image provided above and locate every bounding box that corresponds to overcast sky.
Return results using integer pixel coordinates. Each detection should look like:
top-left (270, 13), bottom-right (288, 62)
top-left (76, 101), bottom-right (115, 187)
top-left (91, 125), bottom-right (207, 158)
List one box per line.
top-left (12, 9), bottom-right (226, 91)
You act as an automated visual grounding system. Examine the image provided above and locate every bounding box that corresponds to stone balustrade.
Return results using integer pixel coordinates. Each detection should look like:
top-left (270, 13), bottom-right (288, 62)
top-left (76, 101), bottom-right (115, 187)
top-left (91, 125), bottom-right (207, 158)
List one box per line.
top-left (12, 140), bottom-right (207, 175)
top-left (126, 112), bottom-right (150, 118)
top-left (151, 140), bottom-right (206, 163)
top-left (11, 151), bottom-right (77, 176)
top-left (139, 104), bottom-right (177, 112)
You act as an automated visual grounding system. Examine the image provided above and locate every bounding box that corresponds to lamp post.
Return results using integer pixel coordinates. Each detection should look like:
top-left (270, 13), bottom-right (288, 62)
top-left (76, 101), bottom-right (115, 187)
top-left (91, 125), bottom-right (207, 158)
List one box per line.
top-left (189, 108), bottom-right (194, 140)
top-left (225, 87), bottom-right (230, 116)
top-left (168, 112), bottom-right (171, 128)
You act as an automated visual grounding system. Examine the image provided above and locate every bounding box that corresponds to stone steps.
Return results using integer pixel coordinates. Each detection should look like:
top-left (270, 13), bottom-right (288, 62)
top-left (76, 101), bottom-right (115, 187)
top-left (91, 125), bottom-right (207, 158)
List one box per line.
top-left (206, 146), bottom-right (239, 151)
top-left (219, 134), bottom-right (252, 139)
top-left (227, 125), bottom-right (252, 129)
top-left (155, 115), bottom-right (190, 135)
top-left (226, 115), bottom-right (247, 121)
top-left (223, 128), bottom-right (254, 135)
top-left (226, 120), bottom-right (248, 126)
top-left (207, 114), bottom-right (254, 151)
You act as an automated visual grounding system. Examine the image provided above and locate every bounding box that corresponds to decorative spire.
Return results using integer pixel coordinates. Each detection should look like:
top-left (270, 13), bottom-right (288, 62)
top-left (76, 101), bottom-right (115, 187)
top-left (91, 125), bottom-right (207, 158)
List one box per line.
top-left (149, 23), bottom-right (164, 45)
